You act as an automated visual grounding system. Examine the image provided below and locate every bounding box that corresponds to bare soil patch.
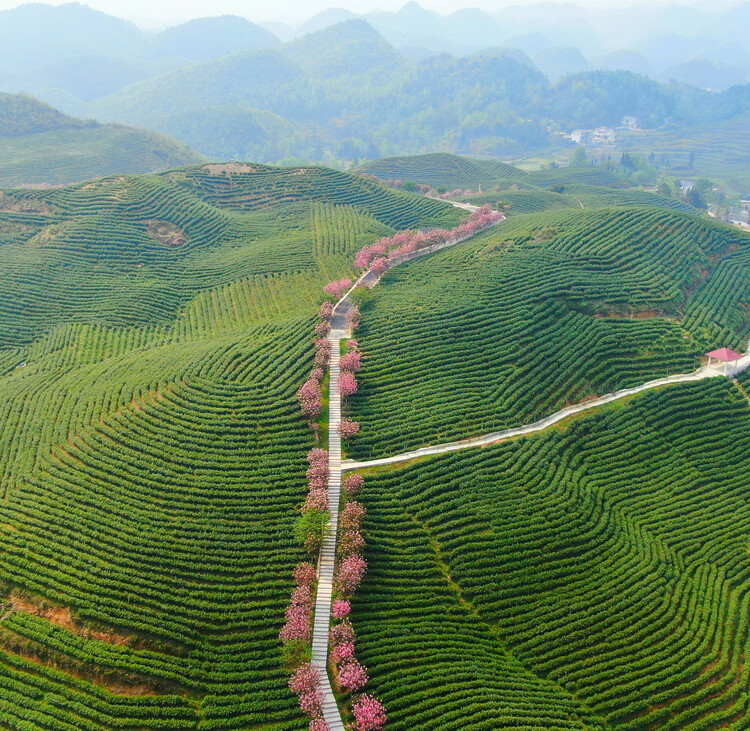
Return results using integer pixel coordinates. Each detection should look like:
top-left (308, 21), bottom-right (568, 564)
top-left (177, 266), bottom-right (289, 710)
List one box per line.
top-left (147, 219), bottom-right (187, 248)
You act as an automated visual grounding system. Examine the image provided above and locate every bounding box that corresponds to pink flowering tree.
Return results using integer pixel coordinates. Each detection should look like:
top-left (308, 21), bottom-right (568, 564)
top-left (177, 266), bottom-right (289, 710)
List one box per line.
top-left (341, 501), bottom-right (366, 530)
top-left (298, 378), bottom-right (322, 418)
top-left (351, 695), bottom-right (387, 731)
top-left (332, 639), bottom-right (356, 664)
top-left (339, 420), bottom-right (361, 439)
top-left (329, 618), bottom-right (355, 646)
top-left (339, 372), bottom-right (359, 396)
top-left (370, 257), bottom-right (389, 275)
top-left (332, 599), bottom-right (351, 618)
top-left (324, 279), bottom-right (353, 300)
top-left (294, 562), bottom-right (317, 586)
top-left (335, 554), bottom-right (367, 595)
top-left (309, 719), bottom-right (329, 731)
top-left (340, 350), bottom-right (362, 373)
top-left (345, 306), bottom-right (361, 329)
top-left (338, 659), bottom-right (369, 691)
top-left (343, 473), bottom-right (364, 496)
top-left (319, 301), bottom-right (334, 321)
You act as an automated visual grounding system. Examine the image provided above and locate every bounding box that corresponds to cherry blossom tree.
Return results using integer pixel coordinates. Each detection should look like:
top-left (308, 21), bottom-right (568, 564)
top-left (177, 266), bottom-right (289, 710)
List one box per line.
top-left (351, 694), bottom-right (387, 731)
top-left (343, 474), bottom-right (364, 496)
top-left (370, 257), bottom-right (389, 275)
top-left (319, 301), bottom-right (334, 321)
top-left (340, 350), bottom-right (362, 373)
top-left (309, 719), bottom-right (329, 731)
top-left (339, 372), bottom-right (359, 396)
top-left (338, 659), bottom-right (369, 691)
top-left (294, 562), bottom-right (317, 586)
top-left (335, 554), bottom-right (367, 595)
top-left (341, 501), bottom-right (366, 530)
top-left (339, 420), bottom-right (361, 439)
top-left (329, 618), bottom-right (355, 647)
top-left (345, 306), bottom-right (361, 329)
top-left (324, 279), bottom-right (353, 299)
top-left (332, 599), bottom-right (351, 618)
top-left (332, 639), bottom-right (356, 664)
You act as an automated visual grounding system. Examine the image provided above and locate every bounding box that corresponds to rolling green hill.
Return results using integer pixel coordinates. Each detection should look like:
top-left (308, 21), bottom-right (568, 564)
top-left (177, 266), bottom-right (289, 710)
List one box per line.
top-left (356, 152), bottom-right (526, 190)
top-left (0, 94), bottom-right (204, 187)
top-left (351, 377), bottom-right (750, 728)
top-left (0, 163), bottom-right (461, 729)
top-left (347, 205), bottom-right (750, 459)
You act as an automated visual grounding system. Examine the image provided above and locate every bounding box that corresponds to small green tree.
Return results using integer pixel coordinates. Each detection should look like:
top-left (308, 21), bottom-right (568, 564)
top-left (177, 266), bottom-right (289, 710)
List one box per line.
top-left (570, 146), bottom-right (587, 166)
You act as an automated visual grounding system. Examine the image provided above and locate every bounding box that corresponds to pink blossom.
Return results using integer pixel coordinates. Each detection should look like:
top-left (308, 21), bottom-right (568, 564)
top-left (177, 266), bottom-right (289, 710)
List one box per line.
top-left (339, 420), bottom-right (361, 439)
top-left (319, 301), bottom-right (334, 321)
top-left (329, 619), bottom-right (355, 646)
top-left (340, 351), bottom-right (362, 373)
top-left (339, 372), bottom-right (359, 397)
top-left (323, 279), bottom-right (353, 299)
top-left (335, 554), bottom-right (367, 595)
top-left (315, 321), bottom-right (331, 337)
top-left (307, 448), bottom-right (328, 466)
top-left (298, 378), bottom-right (322, 417)
top-left (352, 694), bottom-right (387, 731)
top-left (338, 659), bottom-right (369, 691)
top-left (332, 639), bottom-right (356, 664)
top-left (304, 488), bottom-right (329, 512)
top-left (305, 531), bottom-right (323, 553)
top-left (332, 600), bottom-right (351, 619)
top-left (307, 463), bottom-right (329, 482)
top-left (370, 257), bottom-right (389, 275)
top-left (339, 528), bottom-right (366, 556)
top-left (310, 367), bottom-right (325, 381)
top-left (345, 305), bottom-right (360, 327)
top-left (294, 562), bottom-right (317, 586)
top-left (280, 602), bottom-right (312, 643)
top-left (346, 339), bottom-right (359, 350)
top-left (354, 246), bottom-right (374, 270)
top-left (310, 720), bottom-right (329, 731)
top-left (289, 664), bottom-right (320, 696)
top-left (341, 501), bottom-right (366, 530)
top-left (299, 689), bottom-right (324, 715)
top-left (343, 474), bottom-right (364, 496)
top-left (291, 584), bottom-right (315, 606)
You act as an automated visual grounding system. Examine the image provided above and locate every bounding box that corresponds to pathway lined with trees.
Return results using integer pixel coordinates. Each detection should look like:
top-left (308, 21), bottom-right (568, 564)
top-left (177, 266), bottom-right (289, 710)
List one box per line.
top-left (310, 196), bottom-right (750, 729)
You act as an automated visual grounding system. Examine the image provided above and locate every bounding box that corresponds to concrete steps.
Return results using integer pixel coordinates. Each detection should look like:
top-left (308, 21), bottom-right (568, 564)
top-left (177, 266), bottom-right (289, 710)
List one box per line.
top-left (310, 337), bottom-right (346, 730)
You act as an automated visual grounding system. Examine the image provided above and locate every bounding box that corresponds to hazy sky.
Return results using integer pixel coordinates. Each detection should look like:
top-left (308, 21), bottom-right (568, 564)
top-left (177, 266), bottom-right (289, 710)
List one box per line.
top-left (0, 0), bottom-right (717, 27)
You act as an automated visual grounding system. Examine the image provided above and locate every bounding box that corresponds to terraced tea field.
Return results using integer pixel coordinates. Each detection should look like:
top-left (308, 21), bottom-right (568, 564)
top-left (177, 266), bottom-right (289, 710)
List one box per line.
top-left (0, 163), bottom-right (461, 730)
top-left (347, 206), bottom-right (750, 459)
top-left (356, 153), bottom-right (526, 190)
top-left (350, 379), bottom-right (750, 730)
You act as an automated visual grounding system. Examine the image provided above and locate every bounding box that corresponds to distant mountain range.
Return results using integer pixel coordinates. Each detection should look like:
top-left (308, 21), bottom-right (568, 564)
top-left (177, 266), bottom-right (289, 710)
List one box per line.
top-left (2, 2), bottom-right (750, 168)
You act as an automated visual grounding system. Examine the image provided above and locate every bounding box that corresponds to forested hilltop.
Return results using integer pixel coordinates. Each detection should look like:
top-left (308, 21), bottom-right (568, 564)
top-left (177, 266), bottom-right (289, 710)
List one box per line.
top-left (0, 93), bottom-right (203, 187)
top-left (84, 22), bottom-right (750, 164)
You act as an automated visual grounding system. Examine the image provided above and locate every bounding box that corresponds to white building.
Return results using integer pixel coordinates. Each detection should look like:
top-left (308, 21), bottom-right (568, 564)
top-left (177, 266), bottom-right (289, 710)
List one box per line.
top-left (621, 116), bottom-right (639, 129)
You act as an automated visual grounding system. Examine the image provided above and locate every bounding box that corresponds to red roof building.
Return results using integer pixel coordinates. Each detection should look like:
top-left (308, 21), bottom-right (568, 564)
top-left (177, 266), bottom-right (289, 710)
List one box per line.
top-left (706, 347), bottom-right (743, 362)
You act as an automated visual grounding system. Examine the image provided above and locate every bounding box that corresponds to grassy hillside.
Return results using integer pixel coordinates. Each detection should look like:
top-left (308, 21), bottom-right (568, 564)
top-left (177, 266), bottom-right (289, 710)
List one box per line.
top-left (356, 152), bottom-right (526, 190)
top-left (0, 93), bottom-right (203, 187)
top-left (0, 164), bottom-right (461, 729)
top-left (351, 378), bottom-right (750, 729)
top-left (347, 205), bottom-right (750, 458)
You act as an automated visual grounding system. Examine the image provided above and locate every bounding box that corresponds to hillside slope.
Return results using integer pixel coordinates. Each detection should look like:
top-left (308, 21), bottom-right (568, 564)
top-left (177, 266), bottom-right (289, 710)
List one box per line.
top-left (0, 164), bottom-right (461, 729)
top-left (0, 93), bottom-right (203, 187)
top-left (347, 205), bottom-right (750, 458)
top-left (353, 378), bottom-right (750, 729)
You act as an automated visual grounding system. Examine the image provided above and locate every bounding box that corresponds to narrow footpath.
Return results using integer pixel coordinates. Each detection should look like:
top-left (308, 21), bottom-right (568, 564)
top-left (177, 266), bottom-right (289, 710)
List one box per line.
top-left (342, 352), bottom-right (750, 473)
top-left (311, 332), bottom-right (347, 730)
